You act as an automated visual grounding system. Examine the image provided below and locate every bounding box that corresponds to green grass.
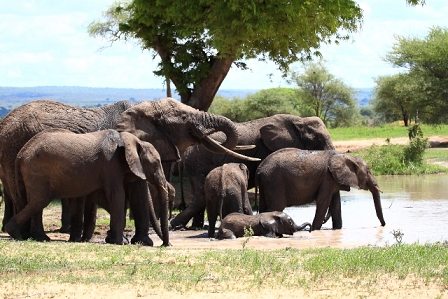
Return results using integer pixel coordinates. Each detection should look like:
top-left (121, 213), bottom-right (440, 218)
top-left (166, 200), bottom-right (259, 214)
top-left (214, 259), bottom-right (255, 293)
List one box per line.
top-left (0, 241), bottom-right (448, 292)
top-left (329, 124), bottom-right (448, 141)
top-left (425, 148), bottom-right (448, 162)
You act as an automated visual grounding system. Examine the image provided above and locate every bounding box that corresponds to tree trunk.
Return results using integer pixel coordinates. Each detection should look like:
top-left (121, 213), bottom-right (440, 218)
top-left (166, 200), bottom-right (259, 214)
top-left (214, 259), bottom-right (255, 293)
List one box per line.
top-left (181, 58), bottom-right (234, 111)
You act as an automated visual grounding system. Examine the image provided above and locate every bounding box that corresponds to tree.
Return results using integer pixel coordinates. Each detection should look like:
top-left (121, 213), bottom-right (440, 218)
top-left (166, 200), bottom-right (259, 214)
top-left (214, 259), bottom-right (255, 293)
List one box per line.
top-left (88, 0), bottom-right (364, 111)
top-left (243, 88), bottom-right (301, 121)
top-left (384, 26), bottom-right (448, 123)
top-left (209, 88), bottom-right (301, 122)
top-left (372, 74), bottom-right (421, 126)
top-left (289, 61), bottom-right (359, 127)
top-left (208, 95), bottom-right (247, 122)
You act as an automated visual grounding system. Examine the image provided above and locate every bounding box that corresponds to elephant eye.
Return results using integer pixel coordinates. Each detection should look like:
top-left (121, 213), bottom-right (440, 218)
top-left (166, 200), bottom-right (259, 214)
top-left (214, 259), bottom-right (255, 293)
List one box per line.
top-left (181, 113), bottom-right (187, 121)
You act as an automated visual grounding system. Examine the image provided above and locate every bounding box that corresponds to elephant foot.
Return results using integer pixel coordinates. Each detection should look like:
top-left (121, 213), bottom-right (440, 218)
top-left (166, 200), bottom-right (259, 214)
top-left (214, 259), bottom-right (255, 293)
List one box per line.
top-left (171, 224), bottom-right (186, 231)
top-left (131, 234), bottom-right (154, 246)
top-left (4, 221), bottom-right (29, 240)
top-left (30, 231), bottom-right (51, 242)
top-left (68, 235), bottom-right (83, 242)
top-left (105, 235), bottom-right (129, 245)
top-left (59, 225), bottom-right (71, 234)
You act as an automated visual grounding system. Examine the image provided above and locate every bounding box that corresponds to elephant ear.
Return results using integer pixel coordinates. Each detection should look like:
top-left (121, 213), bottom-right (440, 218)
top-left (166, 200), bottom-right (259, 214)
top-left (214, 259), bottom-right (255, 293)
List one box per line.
top-left (260, 213), bottom-right (280, 236)
top-left (115, 102), bottom-right (181, 162)
top-left (260, 115), bottom-right (305, 152)
top-left (328, 153), bottom-right (361, 190)
top-left (120, 132), bottom-right (146, 180)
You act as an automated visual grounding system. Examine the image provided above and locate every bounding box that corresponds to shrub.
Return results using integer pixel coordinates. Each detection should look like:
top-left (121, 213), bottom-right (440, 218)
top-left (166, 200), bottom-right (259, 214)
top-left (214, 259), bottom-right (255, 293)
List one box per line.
top-left (355, 136), bottom-right (434, 175)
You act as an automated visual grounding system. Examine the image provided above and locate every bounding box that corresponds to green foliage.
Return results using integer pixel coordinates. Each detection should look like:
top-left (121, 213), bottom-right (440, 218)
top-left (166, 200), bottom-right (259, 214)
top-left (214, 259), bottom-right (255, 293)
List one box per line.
top-left (89, 1), bottom-right (363, 109)
top-left (209, 88), bottom-right (301, 122)
top-left (328, 124), bottom-right (448, 141)
top-left (353, 137), bottom-right (444, 175)
top-left (289, 61), bottom-right (360, 128)
top-left (372, 73), bottom-right (421, 126)
top-left (384, 26), bottom-right (448, 123)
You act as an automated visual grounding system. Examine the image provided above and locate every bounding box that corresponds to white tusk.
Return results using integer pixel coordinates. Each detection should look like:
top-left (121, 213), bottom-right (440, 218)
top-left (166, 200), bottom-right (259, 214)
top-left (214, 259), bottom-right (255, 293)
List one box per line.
top-left (204, 136), bottom-right (261, 162)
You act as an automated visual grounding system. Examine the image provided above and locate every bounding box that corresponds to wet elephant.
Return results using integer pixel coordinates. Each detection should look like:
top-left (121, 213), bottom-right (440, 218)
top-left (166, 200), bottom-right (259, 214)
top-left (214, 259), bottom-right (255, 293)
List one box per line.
top-left (255, 149), bottom-right (386, 230)
top-left (0, 98), bottom-right (257, 246)
top-left (173, 114), bottom-right (335, 229)
top-left (204, 163), bottom-right (252, 238)
top-left (217, 211), bottom-right (311, 239)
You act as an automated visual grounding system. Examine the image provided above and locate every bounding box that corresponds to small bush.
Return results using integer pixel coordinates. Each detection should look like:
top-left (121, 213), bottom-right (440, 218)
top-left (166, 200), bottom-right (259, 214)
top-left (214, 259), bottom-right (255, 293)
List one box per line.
top-left (354, 137), bottom-right (443, 175)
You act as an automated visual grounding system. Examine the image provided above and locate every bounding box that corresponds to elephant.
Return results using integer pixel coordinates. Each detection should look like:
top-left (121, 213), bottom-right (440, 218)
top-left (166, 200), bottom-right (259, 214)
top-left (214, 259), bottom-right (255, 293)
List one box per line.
top-left (204, 163), bottom-right (252, 238)
top-left (0, 97), bottom-right (257, 246)
top-left (217, 211), bottom-right (311, 239)
top-left (255, 149), bottom-right (386, 230)
top-left (171, 114), bottom-right (335, 229)
top-left (5, 129), bottom-right (168, 244)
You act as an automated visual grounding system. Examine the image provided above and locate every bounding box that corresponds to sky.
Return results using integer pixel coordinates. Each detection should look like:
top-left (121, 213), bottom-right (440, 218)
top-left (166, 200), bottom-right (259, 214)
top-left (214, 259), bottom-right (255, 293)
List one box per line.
top-left (1, 1), bottom-right (448, 90)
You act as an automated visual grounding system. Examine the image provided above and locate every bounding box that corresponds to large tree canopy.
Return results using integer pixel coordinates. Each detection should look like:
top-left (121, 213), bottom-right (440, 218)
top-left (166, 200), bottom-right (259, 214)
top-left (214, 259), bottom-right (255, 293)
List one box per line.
top-left (89, 0), bottom-right (364, 110)
top-left (89, 0), bottom-right (426, 111)
top-left (384, 26), bottom-right (448, 123)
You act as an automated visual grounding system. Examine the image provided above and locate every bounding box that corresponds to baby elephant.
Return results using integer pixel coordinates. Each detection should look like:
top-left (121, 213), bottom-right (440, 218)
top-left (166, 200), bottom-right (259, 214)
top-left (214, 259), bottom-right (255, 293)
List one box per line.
top-left (6, 129), bottom-right (168, 245)
top-left (205, 163), bottom-right (252, 238)
top-left (217, 211), bottom-right (311, 239)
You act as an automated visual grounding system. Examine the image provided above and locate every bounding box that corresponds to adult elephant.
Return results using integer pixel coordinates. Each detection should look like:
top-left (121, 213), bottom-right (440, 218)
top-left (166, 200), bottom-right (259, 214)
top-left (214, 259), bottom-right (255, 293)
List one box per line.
top-left (171, 114), bottom-right (335, 229)
top-left (255, 149), bottom-right (386, 230)
top-left (8, 129), bottom-right (168, 244)
top-left (0, 98), bottom-right (255, 245)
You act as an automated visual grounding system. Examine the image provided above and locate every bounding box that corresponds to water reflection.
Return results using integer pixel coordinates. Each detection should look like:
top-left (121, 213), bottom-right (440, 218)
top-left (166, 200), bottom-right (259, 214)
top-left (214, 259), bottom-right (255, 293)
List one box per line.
top-left (285, 174), bottom-right (448, 247)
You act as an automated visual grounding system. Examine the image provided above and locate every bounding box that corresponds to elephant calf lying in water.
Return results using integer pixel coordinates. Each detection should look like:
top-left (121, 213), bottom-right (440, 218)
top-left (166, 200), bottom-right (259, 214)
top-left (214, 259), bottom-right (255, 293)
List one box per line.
top-left (217, 211), bottom-right (311, 239)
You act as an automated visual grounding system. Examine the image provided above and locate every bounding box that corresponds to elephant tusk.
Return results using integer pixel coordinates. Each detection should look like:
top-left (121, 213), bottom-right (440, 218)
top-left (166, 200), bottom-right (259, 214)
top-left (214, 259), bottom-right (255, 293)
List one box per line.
top-left (235, 144), bottom-right (256, 150)
top-left (374, 185), bottom-right (383, 193)
top-left (204, 135), bottom-right (261, 162)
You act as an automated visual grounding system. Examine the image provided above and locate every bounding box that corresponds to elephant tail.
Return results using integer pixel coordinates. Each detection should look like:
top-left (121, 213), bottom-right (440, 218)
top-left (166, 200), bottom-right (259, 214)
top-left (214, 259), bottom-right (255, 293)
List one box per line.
top-left (14, 158), bottom-right (27, 212)
top-left (254, 177), bottom-right (259, 213)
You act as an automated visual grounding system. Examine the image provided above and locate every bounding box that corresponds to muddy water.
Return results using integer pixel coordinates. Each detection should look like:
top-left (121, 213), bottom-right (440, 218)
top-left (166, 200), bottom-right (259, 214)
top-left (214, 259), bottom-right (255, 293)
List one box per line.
top-left (285, 174), bottom-right (448, 247)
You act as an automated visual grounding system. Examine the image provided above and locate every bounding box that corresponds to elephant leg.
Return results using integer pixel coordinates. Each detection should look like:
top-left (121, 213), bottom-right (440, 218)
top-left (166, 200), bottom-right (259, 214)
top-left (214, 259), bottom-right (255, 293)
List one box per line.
top-left (81, 197), bottom-right (98, 242)
top-left (30, 210), bottom-right (50, 242)
top-left (217, 228), bottom-right (236, 240)
top-left (171, 174), bottom-right (207, 229)
top-left (5, 199), bottom-right (48, 240)
top-left (127, 180), bottom-right (154, 246)
top-left (206, 200), bottom-right (220, 238)
top-left (59, 198), bottom-right (71, 233)
top-left (106, 189), bottom-right (127, 245)
top-left (311, 189), bottom-right (334, 230)
top-left (1, 189), bottom-right (13, 232)
top-left (68, 197), bottom-right (85, 242)
top-left (329, 192), bottom-right (342, 229)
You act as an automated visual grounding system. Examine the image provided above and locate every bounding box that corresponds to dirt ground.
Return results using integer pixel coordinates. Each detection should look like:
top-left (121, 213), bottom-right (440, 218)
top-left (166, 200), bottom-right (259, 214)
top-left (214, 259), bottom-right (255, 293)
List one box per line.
top-left (1, 136), bottom-right (448, 298)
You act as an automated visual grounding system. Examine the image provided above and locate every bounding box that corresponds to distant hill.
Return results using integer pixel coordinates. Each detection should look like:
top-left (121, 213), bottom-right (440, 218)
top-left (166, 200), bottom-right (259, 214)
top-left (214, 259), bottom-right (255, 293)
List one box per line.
top-left (0, 86), bottom-right (371, 118)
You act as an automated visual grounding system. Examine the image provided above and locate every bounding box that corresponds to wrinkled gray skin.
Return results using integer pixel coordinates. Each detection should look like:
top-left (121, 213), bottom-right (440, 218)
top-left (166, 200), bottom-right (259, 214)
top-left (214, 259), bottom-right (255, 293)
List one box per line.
top-left (69, 180), bottom-right (176, 243)
top-left (256, 149), bottom-right (386, 230)
top-left (6, 129), bottom-right (168, 245)
top-left (0, 100), bottom-right (136, 234)
top-left (75, 180), bottom-right (176, 244)
top-left (204, 163), bottom-right (252, 238)
top-left (217, 211), bottom-right (311, 239)
top-left (0, 98), bottom-right (247, 246)
top-left (172, 114), bottom-right (335, 229)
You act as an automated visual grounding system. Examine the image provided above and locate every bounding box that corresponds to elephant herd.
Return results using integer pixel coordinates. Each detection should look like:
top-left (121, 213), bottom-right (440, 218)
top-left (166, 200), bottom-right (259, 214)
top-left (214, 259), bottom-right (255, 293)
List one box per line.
top-left (0, 98), bottom-right (386, 246)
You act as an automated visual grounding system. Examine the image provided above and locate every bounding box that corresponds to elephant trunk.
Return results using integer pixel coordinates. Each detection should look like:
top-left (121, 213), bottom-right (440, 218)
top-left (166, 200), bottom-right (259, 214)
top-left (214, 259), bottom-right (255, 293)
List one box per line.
top-left (195, 112), bottom-right (239, 151)
top-left (294, 222), bottom-right (312, 232)
top-left (193, 113), bottom-right (260, 162)
top-left (370, 185), bottom-right (386, 226)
